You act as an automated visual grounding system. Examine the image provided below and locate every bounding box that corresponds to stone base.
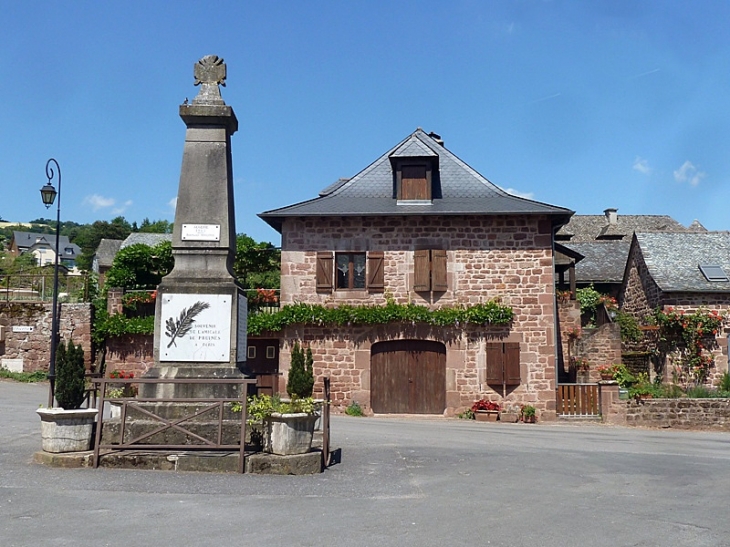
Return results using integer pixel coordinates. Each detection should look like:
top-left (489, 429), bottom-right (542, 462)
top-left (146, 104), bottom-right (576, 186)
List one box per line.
top-left (139, 365), bottom-right (249, 399)
top-left (33, 448), bottom-right (325, 475)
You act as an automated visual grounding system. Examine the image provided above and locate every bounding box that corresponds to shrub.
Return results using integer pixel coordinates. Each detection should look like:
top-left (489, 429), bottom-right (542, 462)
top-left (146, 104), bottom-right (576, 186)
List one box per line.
top-left (55, 339), bottom-right (86, 410)
top-left (719, 371), bottom-right (730, 392)
top-left (345, 401), bottom-right (365, 417)
top-left (286, 342), bottom-right (314, 399)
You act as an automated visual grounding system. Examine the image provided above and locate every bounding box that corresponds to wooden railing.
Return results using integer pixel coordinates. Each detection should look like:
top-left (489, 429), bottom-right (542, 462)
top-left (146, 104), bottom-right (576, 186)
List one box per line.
top-left (557, 383), bottom-right (600, 417)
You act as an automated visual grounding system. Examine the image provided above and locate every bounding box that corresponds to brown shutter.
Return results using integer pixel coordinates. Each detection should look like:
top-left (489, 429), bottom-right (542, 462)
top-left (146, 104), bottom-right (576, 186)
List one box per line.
top-left (316, 252), bottom-right (333, 292)
top-left (401, 165), bottom-right (429, 200)
top-left (367, 251), bottom-right (384, 292)
top-left (486, 343), bottom-right (504, 385)
top-left (413, 249), bottom-right (431, 292)
top-left (504, 343), bottom-right (521, 386)
top-left (431, 249), bottom-right (447, 292)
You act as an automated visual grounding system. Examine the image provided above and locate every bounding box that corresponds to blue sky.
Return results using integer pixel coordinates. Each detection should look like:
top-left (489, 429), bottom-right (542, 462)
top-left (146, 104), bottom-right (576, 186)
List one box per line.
top-left (2, 1), bottom-right (729, 244)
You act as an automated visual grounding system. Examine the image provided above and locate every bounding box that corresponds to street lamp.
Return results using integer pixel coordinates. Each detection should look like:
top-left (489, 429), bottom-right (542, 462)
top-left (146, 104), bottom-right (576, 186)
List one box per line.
top-left (40, 158), bottom-right (62, 408)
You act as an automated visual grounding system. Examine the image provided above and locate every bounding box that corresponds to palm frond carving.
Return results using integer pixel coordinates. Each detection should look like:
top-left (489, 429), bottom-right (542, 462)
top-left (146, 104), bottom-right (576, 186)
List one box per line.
top-left (165, 301), bottom-right (210, 348)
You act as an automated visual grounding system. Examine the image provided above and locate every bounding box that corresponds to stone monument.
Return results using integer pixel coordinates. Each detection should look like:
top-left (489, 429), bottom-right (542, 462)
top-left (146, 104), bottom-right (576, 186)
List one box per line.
top-left (143, 55), bottom-right (247, 398)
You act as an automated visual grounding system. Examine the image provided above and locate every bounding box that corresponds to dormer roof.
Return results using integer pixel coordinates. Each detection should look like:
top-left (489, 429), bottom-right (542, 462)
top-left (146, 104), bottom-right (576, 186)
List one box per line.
top-left (260, 128), bottom-right (573, 232)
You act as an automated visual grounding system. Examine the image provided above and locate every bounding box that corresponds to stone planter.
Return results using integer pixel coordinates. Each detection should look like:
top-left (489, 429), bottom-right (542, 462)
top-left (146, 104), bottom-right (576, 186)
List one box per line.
top-left (475, 410), bottom-right (499, 422)
top-left (499, 411), bottom-right (519, 423)
top-left (576, 371), bottom-right (590, 384)
top-left (263, 412), bottom-right (317, 455)
top-left (37, 408), bottom-right (98, 453)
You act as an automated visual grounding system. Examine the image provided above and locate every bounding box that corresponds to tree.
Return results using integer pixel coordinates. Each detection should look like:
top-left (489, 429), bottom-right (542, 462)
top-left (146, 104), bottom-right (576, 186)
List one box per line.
top-left (104, 241), bottom-right (173, 290)
top-left (70, 217), bottom-right (133, 271)
top-left (138, 218), bottom-right (173, 234)
top-left (233, 234), bottom-right (280, 289)
top-left (55, 339), bottom-right (86, 410)
top-left (286, 342), bottom-right (314, 399)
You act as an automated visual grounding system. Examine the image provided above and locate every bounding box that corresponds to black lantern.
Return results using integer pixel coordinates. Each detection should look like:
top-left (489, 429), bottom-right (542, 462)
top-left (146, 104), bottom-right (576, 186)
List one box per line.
top-left (40, 182), bottom-right (57, 208)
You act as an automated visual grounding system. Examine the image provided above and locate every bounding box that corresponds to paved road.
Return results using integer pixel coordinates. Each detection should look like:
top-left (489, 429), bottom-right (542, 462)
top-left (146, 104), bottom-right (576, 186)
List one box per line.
top-left (2, 380), bottom-right (730, 547)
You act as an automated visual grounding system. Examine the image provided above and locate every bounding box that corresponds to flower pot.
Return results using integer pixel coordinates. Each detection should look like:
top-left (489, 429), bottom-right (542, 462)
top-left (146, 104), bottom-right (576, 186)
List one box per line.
top-left (37, 408), bottom-right (98, 453)
top-left (523, 415), bottom-right (536, 424)
top-left (600, 373), bottom-right (614, 381)
top-left (576, 371), bottom-right (590, 384)
top-left (263, 412), bottom-right (317, 455)
top-left (499, 412), bottom-right (519, 423)
top-left (475, 410), bottom-right (499, 422)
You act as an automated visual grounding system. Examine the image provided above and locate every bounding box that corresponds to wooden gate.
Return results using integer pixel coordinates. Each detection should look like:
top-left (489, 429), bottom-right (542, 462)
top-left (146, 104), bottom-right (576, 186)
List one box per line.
top-left (557, 384), bottom-right (601, 417)
top-left (371, 339), bottom-right (446, 414)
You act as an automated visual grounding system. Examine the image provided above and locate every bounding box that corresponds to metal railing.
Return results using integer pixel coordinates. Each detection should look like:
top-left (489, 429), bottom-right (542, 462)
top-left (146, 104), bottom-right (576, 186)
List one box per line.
top-left (0, 273), bottom-right (90, 302)
top-left (92, 377), bottom-right (256, 473)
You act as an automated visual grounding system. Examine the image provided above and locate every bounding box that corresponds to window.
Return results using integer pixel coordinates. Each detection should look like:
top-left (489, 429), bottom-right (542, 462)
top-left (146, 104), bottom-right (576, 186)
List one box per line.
top-left (486, 343), bottom-right (521, 387)
top-left (266, 346), bottom-right (276, 359)
top-left (316, 251), bottom-right (384, 293)
top-left (699, 264), bottom-right (729, 282)
top-left (336, 253), bottom-right (366, 289)
top-left (247, 346), bottom-right (256, 359)
top-left (413, 249), bottom-right (447, 292)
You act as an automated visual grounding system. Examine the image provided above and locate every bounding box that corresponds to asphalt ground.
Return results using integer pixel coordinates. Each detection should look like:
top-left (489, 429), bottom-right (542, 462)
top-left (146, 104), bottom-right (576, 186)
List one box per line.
top-left (2, 380), bottom-right (730, 547)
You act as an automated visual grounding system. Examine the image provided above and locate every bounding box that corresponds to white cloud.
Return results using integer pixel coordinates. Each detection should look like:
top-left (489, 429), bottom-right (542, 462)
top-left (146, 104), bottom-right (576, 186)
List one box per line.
top-left (674, 161), bottom-right (706, 186)
top-left (632, 156), bottom-right (651, 175)
top-left (111, 200), bottom-right (133, 215)
top-left (83, 194), bottom-right (115, 211)
top-left (505, 188), bottom-right (534, 200)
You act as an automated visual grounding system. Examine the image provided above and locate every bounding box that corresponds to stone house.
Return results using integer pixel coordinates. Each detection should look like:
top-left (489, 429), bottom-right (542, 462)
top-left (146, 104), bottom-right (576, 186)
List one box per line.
top-left (556, 210), bottom-right (703, 297)
top-left (619, 231), bottom-right (730, 383)
top-left (258, 128), bottom-right (573, 418)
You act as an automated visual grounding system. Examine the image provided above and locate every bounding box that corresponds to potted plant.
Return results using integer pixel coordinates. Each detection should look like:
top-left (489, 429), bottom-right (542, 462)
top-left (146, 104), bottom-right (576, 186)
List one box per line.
top-left (597, 364), bottom-right (617, 381)
top-left (248, 394), bottom-right (318, 455)
top-left (574, 357), bottom-right (590, 383)
top-left (521, 404), bottom-right (537, 423)
top-left (106, 369), bottom-right (137, 418)
top-left (37, 340), bottom-right (98, 453)
top-left (472, 399), bottom-right (500, 421)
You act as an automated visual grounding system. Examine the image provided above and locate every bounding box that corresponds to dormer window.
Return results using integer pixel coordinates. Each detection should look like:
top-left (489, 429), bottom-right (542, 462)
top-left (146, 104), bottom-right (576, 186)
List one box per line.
top-left (400, 165), bottom-right (429, 200)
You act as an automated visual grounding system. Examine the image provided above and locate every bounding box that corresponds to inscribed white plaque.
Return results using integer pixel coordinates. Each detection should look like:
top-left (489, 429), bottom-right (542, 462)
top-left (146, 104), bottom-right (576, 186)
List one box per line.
top-left (181, 224), bottom-right (221, 241)
top-left (160, 293), bottom-right (231, 362)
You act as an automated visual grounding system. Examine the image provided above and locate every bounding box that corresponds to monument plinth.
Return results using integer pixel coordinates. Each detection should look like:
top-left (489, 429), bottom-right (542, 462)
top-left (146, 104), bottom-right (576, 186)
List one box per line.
top-left (144, 55), bottom-right (247, 398)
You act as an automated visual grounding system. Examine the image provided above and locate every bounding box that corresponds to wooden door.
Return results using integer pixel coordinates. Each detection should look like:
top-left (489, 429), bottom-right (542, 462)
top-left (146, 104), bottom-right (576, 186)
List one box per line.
top-left (371, 340), bottom-right (446, 414)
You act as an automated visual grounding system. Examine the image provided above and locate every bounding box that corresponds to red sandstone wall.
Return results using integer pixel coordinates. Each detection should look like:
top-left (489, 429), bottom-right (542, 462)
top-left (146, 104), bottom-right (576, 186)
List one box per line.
top-left (275, 214), bottom-right (559, 418)
top-left (0, 302), bottom-right (92, 372)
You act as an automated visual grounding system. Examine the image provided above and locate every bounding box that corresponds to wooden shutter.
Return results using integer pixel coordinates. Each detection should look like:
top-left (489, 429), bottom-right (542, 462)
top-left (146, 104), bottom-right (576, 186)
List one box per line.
top-left (486, 342), bottom-right (522, 387)
top-left (504, 343), bottom-right (521, 386)
top-left (486, 343), bottom-right (504, 385)
top-left (431, 249), bottom-right (447, 292)
top-left (401, 165), bottom-right (429, 200)
top-left (367, 251), bottom-right (384, 292)
top-left (413, 250), bottom-right (431, 292)
top-left (316, 252), bottom-right (333, 292)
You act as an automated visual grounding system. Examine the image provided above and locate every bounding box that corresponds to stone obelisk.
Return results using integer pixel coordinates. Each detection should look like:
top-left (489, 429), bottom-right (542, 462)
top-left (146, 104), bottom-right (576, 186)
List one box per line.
top-left (144, 55), bottom-right (247, 398)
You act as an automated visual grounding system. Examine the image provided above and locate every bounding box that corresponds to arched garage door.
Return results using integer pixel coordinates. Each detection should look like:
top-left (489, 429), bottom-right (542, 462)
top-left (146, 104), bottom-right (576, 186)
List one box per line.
top-left (371, 340), bottom-right (446, 414)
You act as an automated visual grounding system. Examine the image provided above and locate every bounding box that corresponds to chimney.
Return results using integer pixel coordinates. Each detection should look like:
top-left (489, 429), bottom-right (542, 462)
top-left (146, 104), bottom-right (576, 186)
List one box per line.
top-left (428, 132), bottom-right (444, 147)
top-left (604, 208), bottom-right (618, 225)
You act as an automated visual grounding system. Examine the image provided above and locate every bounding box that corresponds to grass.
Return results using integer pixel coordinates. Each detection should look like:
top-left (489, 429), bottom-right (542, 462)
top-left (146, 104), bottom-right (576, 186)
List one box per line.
top-left (0, 368), bottom-right (47, 383)
top-left (345, 401), bottom-right (365, 417)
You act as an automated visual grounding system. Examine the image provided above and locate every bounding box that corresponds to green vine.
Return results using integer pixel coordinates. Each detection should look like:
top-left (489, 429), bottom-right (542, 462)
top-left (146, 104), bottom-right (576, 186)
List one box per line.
top-left (93, 300), bottom-right (514, 341)
top-left (247, 301), bottom-right (513, 335)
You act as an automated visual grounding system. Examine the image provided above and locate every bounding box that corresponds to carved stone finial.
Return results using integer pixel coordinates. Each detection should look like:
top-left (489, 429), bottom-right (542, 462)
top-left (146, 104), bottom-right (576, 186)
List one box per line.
top-left (191, 55), bottom-right (226, 105)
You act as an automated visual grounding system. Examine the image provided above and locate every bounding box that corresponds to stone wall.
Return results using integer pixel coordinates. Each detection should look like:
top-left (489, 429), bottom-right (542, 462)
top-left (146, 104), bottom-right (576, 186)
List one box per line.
top-left (623, 398), bottom-right (730, 431)
top-left (620, 244), bottom-right (661, 317)
top-left (103, 334), bottom-right (154, 377)
top-left (278, 214), bottom-right (559, 417)
top-left (0, 302), bottom-right (93, 372)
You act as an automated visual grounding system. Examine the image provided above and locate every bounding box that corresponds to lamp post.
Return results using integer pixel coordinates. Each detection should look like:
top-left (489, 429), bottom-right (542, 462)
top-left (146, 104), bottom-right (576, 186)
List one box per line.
top-left (40, 158), bottom-right (61, 408)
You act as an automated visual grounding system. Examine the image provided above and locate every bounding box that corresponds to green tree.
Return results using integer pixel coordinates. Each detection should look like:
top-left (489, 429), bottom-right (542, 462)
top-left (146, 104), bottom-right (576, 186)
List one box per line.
top-left (69, 216), bottom-right (133, 271)
top-left (104, 241), bottom-right (173, 290)
top-left (55, 339), bottom-right (86, 410)
top-left (138, 218), bottom-right (173, 234)
top-left (233, 234), bottom-right (280, 289)
top-left (286, 342), bottom-right (314, 399)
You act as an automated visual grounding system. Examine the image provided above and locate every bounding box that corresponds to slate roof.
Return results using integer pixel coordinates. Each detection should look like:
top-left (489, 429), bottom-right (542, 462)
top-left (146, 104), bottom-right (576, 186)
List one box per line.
top-left (566, 241), bottom-right (631, 283)
top-left (94, 239), bottom-right (123, 268)
top-left (12, 231), bottom-right (81, 257)
top-left (633, 232), bottom-right (730, 293)
top-left (120, 233), bottom-right (172, 249)
top-left (556, 214), bottom-right (694, 243)
top-left (259, 128), bottom-right (573, 232)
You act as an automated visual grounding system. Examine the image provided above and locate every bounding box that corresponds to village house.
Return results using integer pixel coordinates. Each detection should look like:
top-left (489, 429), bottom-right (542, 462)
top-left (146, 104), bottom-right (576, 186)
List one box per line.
top-left (8, 231), bottom-right (81, 272)
top-left (619, 231), bottom-right (730, 384)
top-left (258, 128), bottom-right (574, 418)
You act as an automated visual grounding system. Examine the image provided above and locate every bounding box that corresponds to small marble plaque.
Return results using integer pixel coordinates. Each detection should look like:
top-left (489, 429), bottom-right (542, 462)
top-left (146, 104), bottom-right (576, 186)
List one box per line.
top-left (181, 224), bottom-right (221, 241)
